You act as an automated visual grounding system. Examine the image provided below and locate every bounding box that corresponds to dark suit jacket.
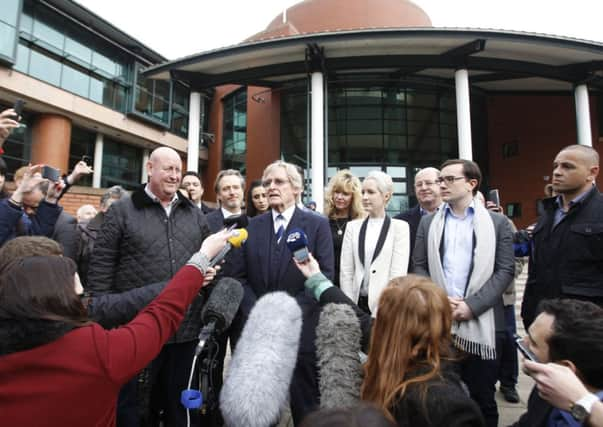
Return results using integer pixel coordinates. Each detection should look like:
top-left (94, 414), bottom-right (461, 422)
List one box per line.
top-left (412, 210), bottom-right (515, 331)
top-left (205, 209), bottom-right (246, 279)
top-left (395, 205), bottom-right (422, 258)
top-left (510, 388), bottom-right (551, 427)
top-left (52, 211), bottom-right (79, 261)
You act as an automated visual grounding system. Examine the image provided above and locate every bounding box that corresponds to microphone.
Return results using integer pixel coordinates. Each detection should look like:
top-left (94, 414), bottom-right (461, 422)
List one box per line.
top-left (316, 303), bottom-right (363, 409)
top-left (223, 214), bottom-right (248, 230)
top-left (220, 292), bottom-right (302, 427)
top-left (209, 228), bottom-right (248, 267)
top-left (285, 228), bottom-right (309, 262)
top-left (195, 277), bottom-right (244, 356)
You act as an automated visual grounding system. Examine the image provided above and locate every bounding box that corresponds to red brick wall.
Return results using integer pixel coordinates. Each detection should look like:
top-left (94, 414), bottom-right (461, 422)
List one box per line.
top-left (487, 94), bottom-right (601, 229)
top-left (60, 186), bottom-right (105, 217)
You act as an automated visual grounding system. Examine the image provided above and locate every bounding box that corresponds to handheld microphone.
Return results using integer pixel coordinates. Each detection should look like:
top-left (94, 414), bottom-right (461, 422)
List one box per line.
top-left (195, 277), bottom-right (244, 356)
top-left (220, 292), bottom-right (302, 427)
top-left (209, 228), bottom-right (248, 267)
top-left (223, 214), bottom-right (248, 230)
top-left (286, 228), bottom-right (309, 262)
top-left (316, 303), bottom-right (363, 409)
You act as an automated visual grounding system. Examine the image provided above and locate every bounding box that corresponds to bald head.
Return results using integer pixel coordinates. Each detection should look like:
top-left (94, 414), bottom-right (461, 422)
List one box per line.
top-left (559, 144), bottom-right (599, 167)
top-left (147, 147), bottom-right (182, 203)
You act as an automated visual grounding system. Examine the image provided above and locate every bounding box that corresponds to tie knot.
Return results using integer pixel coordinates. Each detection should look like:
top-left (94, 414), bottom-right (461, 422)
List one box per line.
top-left (276, 214), bottom-right (284, 221)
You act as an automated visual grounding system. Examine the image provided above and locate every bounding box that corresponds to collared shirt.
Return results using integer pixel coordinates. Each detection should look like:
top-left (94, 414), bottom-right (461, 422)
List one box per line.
top-left (272, 204), bottom-right (296, 234)
top-left (361, 216), bottom-right (385, 296)
top-left (221, 207), bottom-right (241, 220)
top-left (553, 185), bottom-right (593, 227)
top-left (442, 201), bottom-right (475, 298)
top-left (144, 185), bottom-right (179, 217)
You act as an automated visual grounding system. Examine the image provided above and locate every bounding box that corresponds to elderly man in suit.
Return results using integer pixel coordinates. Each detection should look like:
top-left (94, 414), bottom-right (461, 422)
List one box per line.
top-left (394, 167), bottom-right (441, 263)
top-left (233, 160), bottom-right (334, 425)
top-left (412, 159), bottom-right (514, 427)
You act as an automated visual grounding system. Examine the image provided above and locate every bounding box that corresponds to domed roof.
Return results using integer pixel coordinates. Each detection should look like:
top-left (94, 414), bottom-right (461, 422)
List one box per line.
top-left (247, 0), bottom-right (432, 42)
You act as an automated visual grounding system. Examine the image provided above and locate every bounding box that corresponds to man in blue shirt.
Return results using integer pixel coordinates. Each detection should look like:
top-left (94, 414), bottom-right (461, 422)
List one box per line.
top-left (412, 159), bottom-right (515, 427)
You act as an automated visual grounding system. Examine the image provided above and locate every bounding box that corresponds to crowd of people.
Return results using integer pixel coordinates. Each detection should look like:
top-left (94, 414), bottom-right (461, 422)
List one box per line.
top-left (0, 106), bottom-right (602, 427)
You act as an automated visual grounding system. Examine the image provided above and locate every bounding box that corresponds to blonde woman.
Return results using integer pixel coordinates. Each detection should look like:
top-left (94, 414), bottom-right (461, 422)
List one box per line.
top-left (340, 170), bottom-right (410, 315)
top-left (324, 170), bottom-right (364, 287)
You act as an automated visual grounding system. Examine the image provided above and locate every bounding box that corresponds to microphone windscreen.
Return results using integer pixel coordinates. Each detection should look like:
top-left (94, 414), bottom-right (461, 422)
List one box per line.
top-left (220, 292), bottom-right (302, 427)
top-left (316, 303), bottom-right (362, 409)
top-left (200, 277), bottom-right (244, 333)
top-left (228, 228), bottom-right (248, 248)
top-left (285, 227), bottom-right (309, 252)
top-left (224, 214), bottom-right (249, 229)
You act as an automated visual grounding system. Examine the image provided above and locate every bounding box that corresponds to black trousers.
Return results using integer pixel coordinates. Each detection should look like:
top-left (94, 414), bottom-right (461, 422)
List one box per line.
top-left (498, 305), bottom-right (519, 389)
top-left (459, 331), bottom-right (505, 427)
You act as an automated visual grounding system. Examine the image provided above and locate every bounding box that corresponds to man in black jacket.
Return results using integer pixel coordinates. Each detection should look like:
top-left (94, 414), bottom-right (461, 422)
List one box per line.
top-left (87, 147), bottom-right (210, 427)
top-left (521, 144), bottom-right (603, 330)
top-left (394, 167), bottom-right (441, 263)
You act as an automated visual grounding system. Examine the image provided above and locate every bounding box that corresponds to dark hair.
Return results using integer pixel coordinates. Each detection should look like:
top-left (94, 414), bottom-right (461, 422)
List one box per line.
top-left (183, 171), bottom-right (202, 181)
top-left (440, 159), bottom-right (482, 195)
top-left (246, 179), bottom-right (264, 217)
top-left (0, 236), bottom-right (63, 273)
top-left (299, 404), bottom-right (396, 427)
top-left (0, 156), bottom-right (6, 177)
top-left (0, 256), bottom-right (88, 325)
top-left (538, 299), bottom-right (603, 388)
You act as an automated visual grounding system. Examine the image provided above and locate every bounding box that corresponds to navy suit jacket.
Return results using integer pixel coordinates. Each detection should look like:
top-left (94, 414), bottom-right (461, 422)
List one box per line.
top-left (394, 204), bottom-right (422, 260)
top-left (205, 209), bottom-right (247, 279)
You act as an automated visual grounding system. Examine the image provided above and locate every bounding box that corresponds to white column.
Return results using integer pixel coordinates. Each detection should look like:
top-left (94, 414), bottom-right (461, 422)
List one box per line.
top-left (187, 91), bottom-right (202, 173)
top-left (92, 133), bottom-right (103, 188)
top-left (574, 84), bottom-right (593, 146)
top-left (311, 72), bottom-right (325, 212)
top-left (141, 149), bottom-right (150, 183)
top-left (455, 69), bottom-right (473, 160)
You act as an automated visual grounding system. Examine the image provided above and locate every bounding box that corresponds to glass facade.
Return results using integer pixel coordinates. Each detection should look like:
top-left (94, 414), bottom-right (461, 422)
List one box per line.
top-left (222, 89), bottom-right (247, 173)
top-left (7, 0), bottom-right (197, 139)
top-left (69, 126), bottom-right (96, 187)
top-left (281, 79), bottom-right (487, 215)
top-left (101, 139), bottom-right (142, 190)
top-left (0, 104), bottom-right (31, 181)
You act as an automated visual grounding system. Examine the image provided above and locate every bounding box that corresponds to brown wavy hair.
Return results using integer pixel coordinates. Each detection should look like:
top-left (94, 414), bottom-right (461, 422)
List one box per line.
top-left (360, 274), bottom-right (454, 420)
top-left (324, 169), bottom-right (364, 220)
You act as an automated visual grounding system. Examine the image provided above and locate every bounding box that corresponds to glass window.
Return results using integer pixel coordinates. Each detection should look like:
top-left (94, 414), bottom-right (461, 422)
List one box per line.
top-left (0, 0), bottom-right (20, 61)
top-left (170, 82), bottom-right (189, 137)
top-left (0, 22), bottom-right (17, 59)
top-left (61, 63), bottom-right (90, 98)
top-left (101, 139), bottom-right (142, 190)
top-left (68, 126), bottom-right (95, 187)
top-left (13, 42), bottom-right (29, 72)
top-left (32, 8), bottom-right (64, 53)
top-left (222, 88), bottom-right (247, 173)
top-left (64, 35), bottom-right (92, 65)
top-left (92, 51), bottom-right (116, 77)
top-left (28, 48), bottom-right (61, 86)
top-left (0, 106), bottom-right (31, 181)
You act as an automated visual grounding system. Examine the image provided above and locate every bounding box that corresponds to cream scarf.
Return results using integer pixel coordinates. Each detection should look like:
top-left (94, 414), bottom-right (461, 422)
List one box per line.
top-left (427, 200), bottom-right (497, 360)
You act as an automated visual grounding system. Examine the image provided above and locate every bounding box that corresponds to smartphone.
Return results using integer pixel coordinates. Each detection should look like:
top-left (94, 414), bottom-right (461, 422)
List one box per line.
top-left (488, 189), bottom-right (500, 206)
top-left (42, 165), bottom-right (61, 182)
top-left (13, 99), bottom-right (25, 117)
top-left (514, 334), bottom-right (539, 362)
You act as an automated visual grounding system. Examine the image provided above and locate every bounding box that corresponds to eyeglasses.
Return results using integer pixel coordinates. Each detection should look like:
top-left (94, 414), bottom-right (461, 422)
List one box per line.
top-left (436, 176), bottom-right (467, 185)
top-left (262, 178), bottom-right (289, 188)
top-left (414, 180), bottom-right (437, 188)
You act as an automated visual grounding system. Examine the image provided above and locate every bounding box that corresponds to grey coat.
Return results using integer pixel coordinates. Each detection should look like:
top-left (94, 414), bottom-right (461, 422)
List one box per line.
top-left (411, 209), bottom-right (515, 331)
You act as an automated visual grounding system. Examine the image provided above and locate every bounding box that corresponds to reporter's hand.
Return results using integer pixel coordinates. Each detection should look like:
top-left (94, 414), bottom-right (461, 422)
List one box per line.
top-left (199, 229), bottom-right (233, 260)
top-left (203, 266), bottom-right (219, 286)
top-left (293, 252), bottom-right (321, 278)
top-left (524, 360), bottom-right (589, 411)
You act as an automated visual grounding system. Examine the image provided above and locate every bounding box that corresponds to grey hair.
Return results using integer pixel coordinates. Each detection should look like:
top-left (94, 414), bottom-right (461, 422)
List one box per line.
top-left (262, 160), bottom-right (303, 191)
top-left (364, 170), bottom-right (393, 195)
top-left (100, 185), bottom-right (128, 209)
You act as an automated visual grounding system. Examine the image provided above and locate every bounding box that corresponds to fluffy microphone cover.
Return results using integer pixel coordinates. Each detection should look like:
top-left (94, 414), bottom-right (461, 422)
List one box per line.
top-left (220, 292), bottom-right (302, 427)
top-left (316, 303), bottom-right (363, 409)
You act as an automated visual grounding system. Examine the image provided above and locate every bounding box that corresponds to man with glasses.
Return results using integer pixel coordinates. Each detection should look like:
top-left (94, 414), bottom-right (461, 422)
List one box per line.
top-left (394, 167), bottom-right (442, 262)
top-left (233, 160), bottom-right (334, 425)
top-left (412, 159), bottom-right (515, 427)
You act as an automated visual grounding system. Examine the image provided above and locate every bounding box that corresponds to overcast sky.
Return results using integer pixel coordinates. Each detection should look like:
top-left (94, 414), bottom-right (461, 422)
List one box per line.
top-left (76, 0), bottom-right (603, 60)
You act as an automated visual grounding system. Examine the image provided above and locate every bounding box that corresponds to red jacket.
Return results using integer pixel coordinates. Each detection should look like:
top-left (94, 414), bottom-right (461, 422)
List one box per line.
top-left (0, 265), bottom-right (204, 426)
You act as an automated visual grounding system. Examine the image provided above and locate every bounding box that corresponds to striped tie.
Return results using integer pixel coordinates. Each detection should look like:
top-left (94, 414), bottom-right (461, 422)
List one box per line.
top-left (275, 214), bottom-right (285, 243)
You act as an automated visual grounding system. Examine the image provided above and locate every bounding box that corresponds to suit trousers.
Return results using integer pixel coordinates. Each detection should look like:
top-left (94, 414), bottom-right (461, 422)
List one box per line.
top-left (498, 305), bottom-right (519, 389)
top-left (459, 331), bottom-right (505, 427)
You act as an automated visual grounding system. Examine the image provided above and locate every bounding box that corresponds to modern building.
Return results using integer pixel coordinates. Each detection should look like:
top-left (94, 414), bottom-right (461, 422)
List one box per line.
top-left (0, 0), bottom-right (209, 212)
top-left (2, 0), bottom-right (603, 227)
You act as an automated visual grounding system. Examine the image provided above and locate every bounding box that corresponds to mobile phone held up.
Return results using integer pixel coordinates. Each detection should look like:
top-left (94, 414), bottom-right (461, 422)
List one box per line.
top-left (513, 334), bottom-right (539, 362)
top-left (13, 99), bottom-right (26, 128)
top-left (488, 189), bottom-right (500, 207)
top-left (42, 165), bottom-right (61, 182)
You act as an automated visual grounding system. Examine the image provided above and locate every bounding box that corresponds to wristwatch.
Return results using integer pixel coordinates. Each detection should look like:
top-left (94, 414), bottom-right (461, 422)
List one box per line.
top-left (570, 393), bottom-right (599, 422)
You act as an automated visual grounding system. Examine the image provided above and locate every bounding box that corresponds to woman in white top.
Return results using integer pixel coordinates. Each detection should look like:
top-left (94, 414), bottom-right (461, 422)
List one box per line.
top-left (340, 170), bottom-right (410, 316)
